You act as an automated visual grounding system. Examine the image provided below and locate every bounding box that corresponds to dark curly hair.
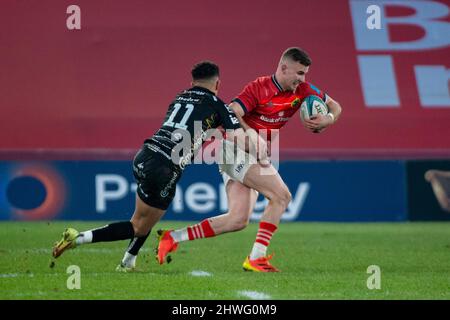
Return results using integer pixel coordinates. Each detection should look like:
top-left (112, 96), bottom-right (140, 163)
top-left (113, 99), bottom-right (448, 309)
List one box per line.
top-left (191, 61), bottom-right (220, 81)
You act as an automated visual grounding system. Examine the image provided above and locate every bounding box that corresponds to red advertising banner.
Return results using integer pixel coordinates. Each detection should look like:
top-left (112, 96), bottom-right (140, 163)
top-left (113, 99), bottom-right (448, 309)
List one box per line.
top-left (0, 0), bottom-right (449, 157)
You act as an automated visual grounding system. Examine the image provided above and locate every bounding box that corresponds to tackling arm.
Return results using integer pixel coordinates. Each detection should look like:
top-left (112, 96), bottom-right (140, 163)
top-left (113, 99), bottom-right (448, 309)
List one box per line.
top-left (229, 101), bottom-right (251, 130)
top-left (228, 101), bottom-right (268, 164)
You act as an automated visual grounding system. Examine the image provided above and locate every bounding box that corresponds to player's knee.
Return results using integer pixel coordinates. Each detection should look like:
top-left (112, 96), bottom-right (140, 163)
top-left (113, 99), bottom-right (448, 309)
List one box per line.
top-left (273, 188), bottom-right (291, 210)
top-left (226, 207), bottom-right (251, 231)
top-left (131, 221), bottom-right (148, 237)
top-left (134, 229), bottom-right (148, 237)
top-left (230, 216), bottom-right (250, 231)
top-left (283, 189), bottom-right (292, 207)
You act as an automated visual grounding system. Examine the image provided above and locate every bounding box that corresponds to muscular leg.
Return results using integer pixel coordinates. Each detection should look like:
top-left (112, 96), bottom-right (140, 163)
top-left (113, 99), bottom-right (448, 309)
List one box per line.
top-left (241, 163), bottom-right (291, 263)
top-left (158, 162), bottom-right (291, 269)
top-left (117, 196), bottom-right (165, 269)
top-left (243, 164), bottom-right (291, 225)
top-left (208, 180), bottom-right (258, 234)
top-left (130, 195), bottom-right (165, 237)
top-left (168, 162), bottom-right (289, 246)
top-left (168, 178), bottom-right (258, 245)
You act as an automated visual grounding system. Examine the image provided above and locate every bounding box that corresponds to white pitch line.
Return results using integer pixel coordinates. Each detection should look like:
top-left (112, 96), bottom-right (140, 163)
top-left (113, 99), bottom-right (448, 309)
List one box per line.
top-left (11, 291), bottom-right (49, 297)
top-left (237, 290), bottom-right (271, 300)
top-left (189, 270), bottom-right (212, 277)
top-left (0, 273), bottom-right (34, 278)
top-left (0, 273), bottom-right (19, 278)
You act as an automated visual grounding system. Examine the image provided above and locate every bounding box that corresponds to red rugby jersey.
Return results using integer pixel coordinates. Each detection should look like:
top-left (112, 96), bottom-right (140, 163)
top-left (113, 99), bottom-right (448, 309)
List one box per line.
top-left (232, 75), bottom-right (328, 134)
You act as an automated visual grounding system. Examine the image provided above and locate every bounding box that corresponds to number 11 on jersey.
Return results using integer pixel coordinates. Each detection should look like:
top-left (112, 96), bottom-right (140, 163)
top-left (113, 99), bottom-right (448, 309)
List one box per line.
top-left (163, 103), bottom-right (194, 130)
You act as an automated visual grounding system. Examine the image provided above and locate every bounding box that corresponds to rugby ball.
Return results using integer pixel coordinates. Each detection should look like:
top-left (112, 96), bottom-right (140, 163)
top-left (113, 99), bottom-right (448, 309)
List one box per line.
top-left (299, 95), bottom-right (328, 121)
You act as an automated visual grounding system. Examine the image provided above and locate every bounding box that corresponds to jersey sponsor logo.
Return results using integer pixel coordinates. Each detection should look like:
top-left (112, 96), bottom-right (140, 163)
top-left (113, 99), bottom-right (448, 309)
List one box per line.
top-left (175, 122), bottom-right (212, 169)
top-left (176, 96), bottom-right (200, 103)
top-left (291, 98), bottom-right (300, 107)
top-left (259, 115), bottom-right (291, 123)
top-left (184, 90), bottom-right (208, 96)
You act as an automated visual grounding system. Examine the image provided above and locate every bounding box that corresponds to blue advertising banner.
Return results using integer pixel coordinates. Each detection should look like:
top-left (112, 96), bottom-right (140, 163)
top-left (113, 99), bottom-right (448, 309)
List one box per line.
top-left (0, 160), bottom-right (407, 222)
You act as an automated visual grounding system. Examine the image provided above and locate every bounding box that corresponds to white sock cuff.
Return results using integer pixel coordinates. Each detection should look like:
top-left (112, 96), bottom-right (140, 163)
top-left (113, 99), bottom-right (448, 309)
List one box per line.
top-left (76, 230), bottom-right (93, 245)
top-left (171, 228), bottom-right (189, 243)
top-left (249, 242), bottom-right (267, 260)
top-left (122, 252), bottom-right (137, 267)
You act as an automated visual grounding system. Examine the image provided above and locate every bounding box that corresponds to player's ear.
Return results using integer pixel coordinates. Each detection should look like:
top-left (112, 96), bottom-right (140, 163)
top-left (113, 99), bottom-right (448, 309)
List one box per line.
top-left (215, 79), bottom-right (220, 92)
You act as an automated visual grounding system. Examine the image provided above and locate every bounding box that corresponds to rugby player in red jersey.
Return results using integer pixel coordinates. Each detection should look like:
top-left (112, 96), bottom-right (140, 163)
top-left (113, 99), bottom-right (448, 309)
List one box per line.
top-left (158, 47), bottom-right (342, 272)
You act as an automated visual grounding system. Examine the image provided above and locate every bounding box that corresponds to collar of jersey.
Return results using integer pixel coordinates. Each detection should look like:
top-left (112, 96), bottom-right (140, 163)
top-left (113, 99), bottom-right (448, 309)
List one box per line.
top-left (271, 75), bottom-right (283, 92)
top-left (189, 86), bottom-right (216, 96)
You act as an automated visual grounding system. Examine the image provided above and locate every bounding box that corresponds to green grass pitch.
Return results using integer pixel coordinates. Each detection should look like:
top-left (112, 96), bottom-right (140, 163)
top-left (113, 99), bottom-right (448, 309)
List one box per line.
top-left (0, 221), bottom-right (449, 299)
